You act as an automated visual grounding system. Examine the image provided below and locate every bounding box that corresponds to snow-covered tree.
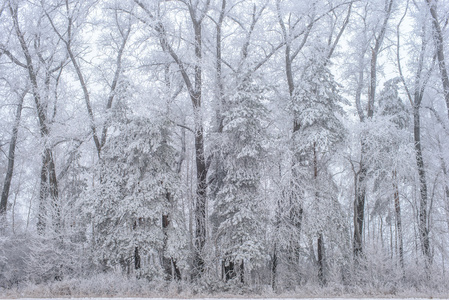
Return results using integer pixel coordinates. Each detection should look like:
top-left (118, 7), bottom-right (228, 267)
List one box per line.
top-left (293, 48), bottom-right (347, 285)
top-left (212, 75), bottom-right (269, 284)
top-left (90, 115), bottom-right (184, 279)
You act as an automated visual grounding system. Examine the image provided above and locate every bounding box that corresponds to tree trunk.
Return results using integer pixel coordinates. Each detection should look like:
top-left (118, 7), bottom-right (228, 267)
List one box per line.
top-left (38, 148), bottom-right (59, 234)
top-left (413, 104), bottom-right (431, 264)
top-left (392, 170), bottom-right (405, 273)
top-left (193, 125), bottom-right (207, 279)
top-left (240, 260), bottom-right (244, 284)
top-left (223, 259), bottom-right (235, 282)
top-left (426, 0), bottom-right (449, 119)
top-left (313, 144), bottom-right (326, 285)
top-left (317, 233), bottom-right (325, 285)
top-left (354, 163), bottom-right (366, 257)
top-left (0, 90), bottom-right (26, 222)
top-left (134, 246), bottom-right (141, 270)
top-left (162, 212), bottom-right (181, 280)
top-left (271, 243), bottom-right (277, 291)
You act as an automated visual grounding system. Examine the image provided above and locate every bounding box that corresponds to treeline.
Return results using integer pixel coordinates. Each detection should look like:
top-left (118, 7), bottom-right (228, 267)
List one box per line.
top-left (0, 0), bottom-right (449, 294)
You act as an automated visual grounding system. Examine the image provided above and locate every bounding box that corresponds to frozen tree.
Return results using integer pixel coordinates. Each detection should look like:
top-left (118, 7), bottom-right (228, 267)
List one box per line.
top-left (213, 76), bottom-right (269, 284)
top-left (90, 115), bottom-right (184, 279)
top-left (0, 0), bottom-right (449, 293)
top-left (351, 0), bottom-right (395, 259)
top-left (132, 0), bottom-right (210, 278)
top-left (294, 47), bottom-right (347, 285)
top-left (369, 78), bottom-right (411, 274)
top-left (396, 0), bottom-right (434, 267)
top-left (0, 0), bottom-right (68, 235)
top-left (0, 88), bottom-right (26, 226)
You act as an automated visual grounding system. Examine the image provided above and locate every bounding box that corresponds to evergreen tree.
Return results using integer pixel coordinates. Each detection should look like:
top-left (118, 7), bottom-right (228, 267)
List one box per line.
top-left (90, 115), bottom-right (183, 279)
top-left (213, 76), bottom-right (269, 284)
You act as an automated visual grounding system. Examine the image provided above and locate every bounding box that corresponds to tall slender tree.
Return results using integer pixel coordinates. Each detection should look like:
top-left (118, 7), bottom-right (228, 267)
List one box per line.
top-left (352, 0), bottom-right (394, 258)
top-left (396, 0), bottom-right (434, 265)
top-left (0, 88), bottom-right (27, 225)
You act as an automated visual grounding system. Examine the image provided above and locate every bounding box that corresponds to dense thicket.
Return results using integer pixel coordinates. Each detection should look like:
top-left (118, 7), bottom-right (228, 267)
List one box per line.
top-left (1, 0), bottom-right (449, 295)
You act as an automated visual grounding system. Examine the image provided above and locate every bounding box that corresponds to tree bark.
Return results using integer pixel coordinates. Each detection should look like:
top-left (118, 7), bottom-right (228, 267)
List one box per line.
top-left (393, 170), bottom-right (405, 273)
top-left (162, 212), bottom-right (181, 280)
top-left (313, 143), bottom-right (325, 285)
top-left (38, 148), bottom-right (60, 234)
top-left (0, 90), bottom-right (26, 221)
top-left (413, 103), bottom-right (430, 262)
top-left (317, 233), bottom-right (325, 285)
top-left (271, 243), bottom-right (277, 291)
top-left (426, 0), bottom-right (449, 119)
top-left (354, 164), bottom-right (366, 257)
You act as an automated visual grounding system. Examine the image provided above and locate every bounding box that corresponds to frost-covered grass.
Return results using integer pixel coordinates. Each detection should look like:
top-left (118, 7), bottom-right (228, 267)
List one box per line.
top-left (0, 298), bottom-right (447, 300)
top-left (0, 273), bottom-right (448, 300)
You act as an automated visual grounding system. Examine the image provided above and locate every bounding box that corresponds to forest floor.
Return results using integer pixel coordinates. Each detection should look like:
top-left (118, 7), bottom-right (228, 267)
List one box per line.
top-left (0, 298), bottom-right (447, 300)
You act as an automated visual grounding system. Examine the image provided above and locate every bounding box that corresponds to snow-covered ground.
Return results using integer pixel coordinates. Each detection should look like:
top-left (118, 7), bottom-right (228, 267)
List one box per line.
top-left (0, 298), bottom-right (443, 300)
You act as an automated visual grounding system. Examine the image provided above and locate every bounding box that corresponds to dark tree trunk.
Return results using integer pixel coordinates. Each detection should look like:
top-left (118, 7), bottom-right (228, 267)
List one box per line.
top-left (427, 0), bottom-right (449, 119)
top-left (413, 104), bottom-right (430, 263)
top-left (37, 154), bottom-right (48, 234)
top-left (193, 126), bottom-right (207, 279)
top-left (38, 148), bottom-right (60, 234)
top-left (134, 246), bottom-right (141, 270)
top-left (271, 243), bottom-right (277, 291)
top-left (1, 90), bottom-right (25, 221)
top-left (190, 8), bottom-right (208, 278)
top-left (353, 164), bottom-right (366, 257)
top-left (314, 144), bottom-right (325, 285)
top-left (239, 260), bottom-right (244, 284)
top-left (223, 258), bottom-right (244, 283)
top-left (224, 260), bottom-right (235, 282)
top-left (393, 170), bottom-right (405, 273)
top-left (317, 233), bottom-right (325, 285)
top-left (162, 212), bottom-right (181, 280)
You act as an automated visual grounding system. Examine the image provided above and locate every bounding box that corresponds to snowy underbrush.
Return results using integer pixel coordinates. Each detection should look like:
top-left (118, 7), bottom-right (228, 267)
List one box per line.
top-left (1, 272), bottom-right (448, 299)
top-left (0, 273), bottom-right (180, 298)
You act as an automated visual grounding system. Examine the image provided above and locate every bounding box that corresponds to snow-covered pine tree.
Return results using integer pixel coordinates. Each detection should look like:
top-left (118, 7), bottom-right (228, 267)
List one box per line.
top-left (90, 115), bottom-right (184, 279)
top-left (292, 48), bottom-right (347, 285)
top-left (213, 75), bottom-right (269, 285)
